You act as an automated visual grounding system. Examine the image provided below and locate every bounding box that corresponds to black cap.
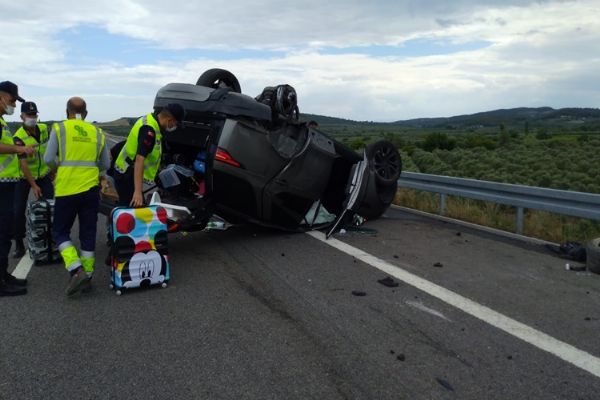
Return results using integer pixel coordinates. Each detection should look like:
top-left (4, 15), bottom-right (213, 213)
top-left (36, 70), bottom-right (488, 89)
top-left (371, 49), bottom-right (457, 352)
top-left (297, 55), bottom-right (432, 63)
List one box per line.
top-left (164, 103), bottom-right (185, 124)
top-left (0, 81), bottom-right (25, 102)
top-left (21, 101), bottom-right (38, 115)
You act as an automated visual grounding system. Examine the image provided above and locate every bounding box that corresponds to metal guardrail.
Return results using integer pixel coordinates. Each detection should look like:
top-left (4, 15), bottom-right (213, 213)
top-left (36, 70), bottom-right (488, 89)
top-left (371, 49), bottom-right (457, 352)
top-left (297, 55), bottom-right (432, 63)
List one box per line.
top-left (397, 172), bottom-right (600, 234)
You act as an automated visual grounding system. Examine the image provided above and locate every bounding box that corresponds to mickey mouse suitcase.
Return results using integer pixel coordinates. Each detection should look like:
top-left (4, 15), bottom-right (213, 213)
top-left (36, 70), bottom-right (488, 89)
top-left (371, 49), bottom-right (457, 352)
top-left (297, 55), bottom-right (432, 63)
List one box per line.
top-left (109, 206), bottom-right (170, 295)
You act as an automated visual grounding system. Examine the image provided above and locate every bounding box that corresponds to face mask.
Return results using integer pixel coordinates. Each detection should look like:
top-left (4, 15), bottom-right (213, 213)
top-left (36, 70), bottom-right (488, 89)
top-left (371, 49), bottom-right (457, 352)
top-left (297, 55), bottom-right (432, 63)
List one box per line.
top-left (24, 117), bottom-right (37, 127)
top-left (4, 104), bottom-right (15, 115)
top-left (165, 122), bottom-right (177, 133)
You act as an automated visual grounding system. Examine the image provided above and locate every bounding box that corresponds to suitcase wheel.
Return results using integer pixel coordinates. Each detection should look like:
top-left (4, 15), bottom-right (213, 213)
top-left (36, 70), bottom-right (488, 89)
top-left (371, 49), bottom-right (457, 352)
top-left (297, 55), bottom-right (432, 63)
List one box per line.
top-left (161, 282), bottom-right (168, 289)
top-left (109, 284), bottom-right (114, 290)
top-left (115, 290), bottom-right (122, 296)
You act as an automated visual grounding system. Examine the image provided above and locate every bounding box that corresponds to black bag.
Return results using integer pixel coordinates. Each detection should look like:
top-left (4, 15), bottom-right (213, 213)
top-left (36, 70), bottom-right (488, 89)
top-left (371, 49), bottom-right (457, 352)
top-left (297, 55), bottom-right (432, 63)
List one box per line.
top-left (26, 199), bottom-right (58, 263)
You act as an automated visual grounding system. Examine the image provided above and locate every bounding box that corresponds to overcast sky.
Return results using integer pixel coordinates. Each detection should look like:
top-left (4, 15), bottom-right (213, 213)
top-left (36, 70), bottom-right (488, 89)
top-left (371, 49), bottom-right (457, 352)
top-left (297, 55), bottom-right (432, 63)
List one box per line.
top-left (1, 0), bottom-right (599, 122)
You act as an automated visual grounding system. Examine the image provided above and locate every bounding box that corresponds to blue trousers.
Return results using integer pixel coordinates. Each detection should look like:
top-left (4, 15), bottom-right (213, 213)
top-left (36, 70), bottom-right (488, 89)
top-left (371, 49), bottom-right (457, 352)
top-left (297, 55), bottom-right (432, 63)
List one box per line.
top-left (52, 187), bottom-right (100, 253)
top-left (14, 176), bottom-right (54, 240)
top-left (0, 182), bottom-right (15, 277)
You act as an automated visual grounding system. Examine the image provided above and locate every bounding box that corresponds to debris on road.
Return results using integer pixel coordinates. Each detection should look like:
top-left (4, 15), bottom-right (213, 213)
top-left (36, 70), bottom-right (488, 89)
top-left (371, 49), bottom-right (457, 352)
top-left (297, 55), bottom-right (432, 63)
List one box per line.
top-left (433, 262), bottom-right (444, 268)
top-left (396, 354), bottom-right (406, 362)
top-left (545, 241), bottom-right (587, 262)
top-left (436, 378), bottom-right (454, 392)
top-left (377, 277), bottom-right (399, 288)
top-left (565, 263), bottom-right (586, 272)
top-left (456, 232), bottom-right (462, 236)
top-left (393, 254), bottom-right (399, 259)
top-left (351, 290), bottom-right (367, 297)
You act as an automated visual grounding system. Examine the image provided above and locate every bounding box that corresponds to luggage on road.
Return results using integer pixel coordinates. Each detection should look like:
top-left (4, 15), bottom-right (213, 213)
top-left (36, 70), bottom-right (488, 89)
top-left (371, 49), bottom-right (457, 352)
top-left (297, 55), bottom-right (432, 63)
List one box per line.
top-left (109, 206), bottom-right (170, 295)
top-left (26, 199), bottom-right (59, 263)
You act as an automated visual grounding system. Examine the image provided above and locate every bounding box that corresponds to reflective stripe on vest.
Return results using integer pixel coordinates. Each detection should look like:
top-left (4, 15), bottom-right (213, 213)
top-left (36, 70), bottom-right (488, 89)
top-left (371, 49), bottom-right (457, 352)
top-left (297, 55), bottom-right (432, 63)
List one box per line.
top-left (54, 120), bottom-right (105, 197)
top-left (114, 113), bottom-right (162, 184)
top-left (13, 124), bottom-right (50, 179)
top-left (0, 118), bottom-right (20, 182)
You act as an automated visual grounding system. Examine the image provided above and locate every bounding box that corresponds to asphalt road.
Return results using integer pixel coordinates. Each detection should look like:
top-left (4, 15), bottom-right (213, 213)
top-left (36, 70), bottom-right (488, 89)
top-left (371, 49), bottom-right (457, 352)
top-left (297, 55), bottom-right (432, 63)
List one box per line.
top-left (1, 207), bottom-right (600, 400)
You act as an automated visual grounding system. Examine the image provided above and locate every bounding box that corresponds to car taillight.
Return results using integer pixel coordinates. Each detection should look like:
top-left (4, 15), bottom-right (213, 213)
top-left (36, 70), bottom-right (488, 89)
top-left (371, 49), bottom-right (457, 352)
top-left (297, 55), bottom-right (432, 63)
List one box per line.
top-left (215, 148), bottom-right (241, 168)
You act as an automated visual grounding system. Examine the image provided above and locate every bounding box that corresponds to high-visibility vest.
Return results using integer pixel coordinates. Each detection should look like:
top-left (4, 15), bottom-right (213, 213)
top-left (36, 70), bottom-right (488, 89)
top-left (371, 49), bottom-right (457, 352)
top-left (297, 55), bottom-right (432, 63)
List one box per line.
top-left (53, 119), bottom-right (105, 197)
top-left (0, 117), bottom-right (20, 182)
top-left (114, 113), bottom-right (162, 184)
top-left (14, 123), bottom-right (50, 179)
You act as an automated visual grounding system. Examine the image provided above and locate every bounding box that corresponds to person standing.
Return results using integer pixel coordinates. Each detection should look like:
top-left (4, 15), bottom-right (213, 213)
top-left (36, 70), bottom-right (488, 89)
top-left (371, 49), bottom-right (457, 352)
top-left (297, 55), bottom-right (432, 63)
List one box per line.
top-left (113, 104), bottom-right (184, 206)
top-left (0, 81), bottom-right (34, 297)
top-left (44, 97), bottom-right (110, 296)
top-left (12, 101), bottom-right (54, 258)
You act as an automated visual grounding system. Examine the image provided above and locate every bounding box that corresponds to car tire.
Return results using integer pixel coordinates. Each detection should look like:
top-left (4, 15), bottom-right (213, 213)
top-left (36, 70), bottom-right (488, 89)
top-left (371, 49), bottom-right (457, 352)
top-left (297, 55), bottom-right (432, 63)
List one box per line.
top-left (587, 238), bottom-right (600, 274)
top-left (366, 140), bottom-right (402, 186)
top-left (196, 68), bottom-right (242, 93)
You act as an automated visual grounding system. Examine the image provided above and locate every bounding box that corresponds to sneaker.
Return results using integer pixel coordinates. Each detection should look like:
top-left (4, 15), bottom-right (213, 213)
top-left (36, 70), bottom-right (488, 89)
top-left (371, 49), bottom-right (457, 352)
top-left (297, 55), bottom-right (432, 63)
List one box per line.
top-left (12, 240), bottom-right (25, 259)
top-left (0, 280), bottom-right (27, 297)
top-left (5, 273), bottom-right (27, 286)
top-left (65, 268), bottom-right (91, 296)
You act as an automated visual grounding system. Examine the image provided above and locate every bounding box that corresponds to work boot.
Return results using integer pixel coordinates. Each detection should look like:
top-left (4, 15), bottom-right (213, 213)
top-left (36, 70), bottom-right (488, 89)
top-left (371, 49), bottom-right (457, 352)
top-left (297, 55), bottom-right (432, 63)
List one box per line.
top-left (5, 273), bottom-right (27, 286)
top-left (12, 239), bottom-right (25, 258)
top-left (81, 274), bottom-right (93, 294)
top-left (0, 279), bottom-right (27, 297)
top-left (65, 268), bottom-right (91, 297)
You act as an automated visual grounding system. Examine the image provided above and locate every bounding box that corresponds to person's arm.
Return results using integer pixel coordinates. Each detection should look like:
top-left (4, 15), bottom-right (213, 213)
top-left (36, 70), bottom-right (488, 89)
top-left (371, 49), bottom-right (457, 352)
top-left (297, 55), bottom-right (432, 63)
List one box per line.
top-left (0, 143), bottom-right (34, 155)
top-left (43, 128), bottom-right (59, 168)
top-left (19, 159), bottom-right (42, 198)
top-left (130, 155), bottom-right (145, 207)
top-left (13, 136), bottom-right (42, 197)
top-left (97, 141), bottom-right (111, 172)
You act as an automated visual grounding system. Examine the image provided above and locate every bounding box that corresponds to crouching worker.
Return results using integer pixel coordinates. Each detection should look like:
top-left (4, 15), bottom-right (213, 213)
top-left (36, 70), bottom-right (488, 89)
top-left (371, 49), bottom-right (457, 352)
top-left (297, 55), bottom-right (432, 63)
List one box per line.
top-left (12, 101), bottom-right (54, 258)
top-left (43, 97), bottom-right (110, 296)
top-left (113, 103), bottom-right (184, 207)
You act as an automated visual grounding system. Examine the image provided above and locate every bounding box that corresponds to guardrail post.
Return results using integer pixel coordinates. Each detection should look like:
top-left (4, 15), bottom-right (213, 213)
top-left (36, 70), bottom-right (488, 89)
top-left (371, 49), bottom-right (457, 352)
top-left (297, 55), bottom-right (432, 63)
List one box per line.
top-left (516, 207), bottom-right (524, 235)
top-left (439, 193), bottom-right (447, 216)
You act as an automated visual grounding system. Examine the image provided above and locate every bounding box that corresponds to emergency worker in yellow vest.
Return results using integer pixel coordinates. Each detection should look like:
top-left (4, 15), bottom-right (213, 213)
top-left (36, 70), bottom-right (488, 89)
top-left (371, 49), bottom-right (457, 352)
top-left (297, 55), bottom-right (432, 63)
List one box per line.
top-left (113, 103), bottom-right (184, 207)
top-left (12, 101), bottom-right (54, 258)
top-left (0, 81), bottom-right (34, 297)
top-left (43, 97), bottom-right (110, 296)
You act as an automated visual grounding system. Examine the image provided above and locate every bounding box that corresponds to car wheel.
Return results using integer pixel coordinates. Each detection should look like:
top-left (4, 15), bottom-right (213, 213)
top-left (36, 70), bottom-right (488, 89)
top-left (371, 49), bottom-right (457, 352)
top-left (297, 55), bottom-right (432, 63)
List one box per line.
top-left (587, 238), bottom-right (600, 274)
top-left (366, 140), bottom-right (402, 186)
top-left (196, 68), bottom-right (242, 93)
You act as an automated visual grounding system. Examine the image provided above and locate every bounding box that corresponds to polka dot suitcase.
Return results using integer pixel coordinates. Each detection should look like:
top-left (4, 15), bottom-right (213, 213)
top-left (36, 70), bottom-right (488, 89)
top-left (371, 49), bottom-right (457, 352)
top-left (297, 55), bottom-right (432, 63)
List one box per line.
top-left (109, 206), bottom-right (170, 295)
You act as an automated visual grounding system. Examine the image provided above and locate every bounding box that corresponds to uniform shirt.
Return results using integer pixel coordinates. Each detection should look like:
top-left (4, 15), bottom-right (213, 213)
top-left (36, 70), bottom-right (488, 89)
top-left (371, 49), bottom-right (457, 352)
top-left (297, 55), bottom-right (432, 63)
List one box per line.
top-left (13, 125), bottom-right (41, 159)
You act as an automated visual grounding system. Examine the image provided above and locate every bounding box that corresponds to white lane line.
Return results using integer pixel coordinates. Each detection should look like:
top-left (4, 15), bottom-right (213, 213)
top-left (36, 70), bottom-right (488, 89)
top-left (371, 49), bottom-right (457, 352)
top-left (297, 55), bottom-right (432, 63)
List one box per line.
top-left (306, 231), bottom-right (600, 379)
top-left (11, 252), bottom-right (34, 280)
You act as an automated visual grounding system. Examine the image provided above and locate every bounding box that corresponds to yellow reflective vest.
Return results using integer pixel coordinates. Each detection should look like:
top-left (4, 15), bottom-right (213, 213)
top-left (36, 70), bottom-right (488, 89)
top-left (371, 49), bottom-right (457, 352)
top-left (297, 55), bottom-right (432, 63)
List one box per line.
top-left (14, 123), bottom-right (50, 179)
top-left (0, 117), bottom-right (20, 182)
top-left (114, 113), bottom-right (162, 184)
top-left (52, 120), bottom-right (106, 197)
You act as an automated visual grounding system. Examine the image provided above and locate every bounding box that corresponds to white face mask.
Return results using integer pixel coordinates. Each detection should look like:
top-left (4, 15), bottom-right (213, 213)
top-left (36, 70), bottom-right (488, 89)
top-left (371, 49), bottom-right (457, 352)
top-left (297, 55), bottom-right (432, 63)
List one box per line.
top-left (4, 104), bottom-right (15, 115)
top-left (165, 122), bottom-right (177, 133)
top-left (24, 117), bottom-right (37, 127)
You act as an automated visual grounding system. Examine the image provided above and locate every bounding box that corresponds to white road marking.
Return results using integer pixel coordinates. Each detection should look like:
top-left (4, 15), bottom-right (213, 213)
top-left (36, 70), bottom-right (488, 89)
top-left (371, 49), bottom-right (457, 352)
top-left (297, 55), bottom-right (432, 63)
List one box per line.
top-left (306, 231), bottom-right (600, 379)
top-left (12, 252), bottom-right (34, 280)
top-left (405, 300), bottom-right (452, 322)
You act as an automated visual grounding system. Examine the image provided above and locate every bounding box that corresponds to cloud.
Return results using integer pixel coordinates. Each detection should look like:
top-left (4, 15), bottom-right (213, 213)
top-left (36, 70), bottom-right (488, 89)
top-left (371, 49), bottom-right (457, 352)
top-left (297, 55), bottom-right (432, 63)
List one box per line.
top-left (2, 0), bottom-right (599, 122)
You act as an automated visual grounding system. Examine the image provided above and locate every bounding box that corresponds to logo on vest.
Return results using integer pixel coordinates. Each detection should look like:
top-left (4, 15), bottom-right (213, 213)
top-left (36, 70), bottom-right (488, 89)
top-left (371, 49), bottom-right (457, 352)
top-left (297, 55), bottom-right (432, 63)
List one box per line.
top-left (73, 125), bottom-right (92, 143)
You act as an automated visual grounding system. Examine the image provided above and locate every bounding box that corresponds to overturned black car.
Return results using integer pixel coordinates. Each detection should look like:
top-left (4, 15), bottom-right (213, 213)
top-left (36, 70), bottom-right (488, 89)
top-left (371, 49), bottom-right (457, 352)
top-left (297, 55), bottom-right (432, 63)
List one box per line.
top-left (104, 69), bottom-right (402, 236)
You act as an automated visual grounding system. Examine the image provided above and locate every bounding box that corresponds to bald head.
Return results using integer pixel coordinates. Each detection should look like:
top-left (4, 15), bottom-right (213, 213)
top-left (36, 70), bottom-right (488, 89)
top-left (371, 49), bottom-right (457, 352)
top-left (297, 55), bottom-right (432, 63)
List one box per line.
top-left (66, 97), bottom-right (87, 120)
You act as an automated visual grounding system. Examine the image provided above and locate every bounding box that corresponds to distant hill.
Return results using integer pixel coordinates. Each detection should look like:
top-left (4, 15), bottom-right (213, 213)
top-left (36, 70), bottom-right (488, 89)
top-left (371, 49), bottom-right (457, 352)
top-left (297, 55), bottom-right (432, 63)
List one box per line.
top-left (303, 107), bottom-right (600, 130)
